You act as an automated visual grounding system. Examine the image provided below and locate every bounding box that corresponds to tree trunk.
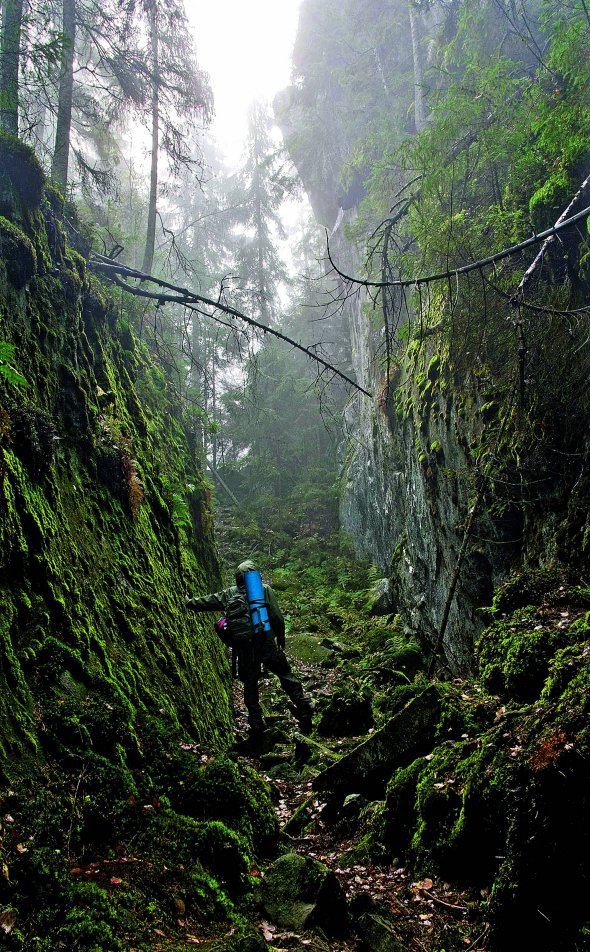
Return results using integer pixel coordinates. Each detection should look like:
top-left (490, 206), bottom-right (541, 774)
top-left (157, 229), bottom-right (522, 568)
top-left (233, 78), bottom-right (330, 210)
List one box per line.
top-left (252, 117), bottom-right (269, 325)
top-left (254, 168), bottom-right (269, 325)
top-left (51, 0), bottom-right (76, 191)
top-left (142, 2), bottom-right (159, 276)
top-left (0, 0), bottom-right (24, 135)
top-left (408, 0), bottom-right (426, 132)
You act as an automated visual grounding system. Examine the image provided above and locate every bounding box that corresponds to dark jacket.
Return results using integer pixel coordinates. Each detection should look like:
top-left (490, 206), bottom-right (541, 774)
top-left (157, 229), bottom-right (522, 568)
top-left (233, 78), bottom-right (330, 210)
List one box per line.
top-left (186, 560), bottom-right (286, 647)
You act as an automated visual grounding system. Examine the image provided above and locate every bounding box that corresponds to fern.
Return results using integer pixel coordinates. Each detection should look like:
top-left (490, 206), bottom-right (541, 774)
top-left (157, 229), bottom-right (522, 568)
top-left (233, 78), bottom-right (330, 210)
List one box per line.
top-left (0, 342), bottom-right (28, 388)
top-left (171, 492), bottom-right (192, 531)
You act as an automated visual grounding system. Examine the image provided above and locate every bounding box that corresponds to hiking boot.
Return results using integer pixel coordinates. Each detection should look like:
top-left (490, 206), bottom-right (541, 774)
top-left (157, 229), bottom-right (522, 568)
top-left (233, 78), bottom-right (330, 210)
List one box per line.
top-left (297, 715), bottom-right (313, 735)
top-left (232, 729), bottom-right (265, 754)
top-left (296, 703), bottom-right (315, 735)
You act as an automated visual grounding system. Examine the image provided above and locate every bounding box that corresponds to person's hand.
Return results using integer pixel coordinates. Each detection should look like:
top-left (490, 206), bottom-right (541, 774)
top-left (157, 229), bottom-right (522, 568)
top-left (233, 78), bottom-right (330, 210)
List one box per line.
top-left (277, 633), bottom-right (286, 649)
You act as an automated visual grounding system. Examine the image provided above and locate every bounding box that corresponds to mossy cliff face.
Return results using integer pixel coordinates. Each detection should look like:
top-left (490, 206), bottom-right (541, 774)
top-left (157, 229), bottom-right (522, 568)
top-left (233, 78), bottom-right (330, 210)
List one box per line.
top-left (368, 568), bottom-right (590, 951)
top-left (323, 213), bottom-right (503, 673)
top-left (0, 137), bottom-right (277, 948)
top-left (278, 184), bottom-right (590, 676)
top-left (0, 140), bottom-right (230, 767)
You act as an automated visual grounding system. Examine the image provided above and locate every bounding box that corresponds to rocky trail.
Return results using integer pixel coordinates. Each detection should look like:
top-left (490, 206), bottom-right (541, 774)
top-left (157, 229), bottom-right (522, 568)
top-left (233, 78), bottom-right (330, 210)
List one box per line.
top-left (231, 646), bottom-right (485, 952)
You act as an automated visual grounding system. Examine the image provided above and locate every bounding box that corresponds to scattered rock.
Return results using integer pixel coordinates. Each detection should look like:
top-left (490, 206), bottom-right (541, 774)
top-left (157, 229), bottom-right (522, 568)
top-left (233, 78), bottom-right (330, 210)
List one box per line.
top-left (369, 578), bottom-right (394, 615)
top-left (260, 852), bottom-right (349, 937)
top-left (313, 687), bottom-right (440, 795)
top-left (281, 795), bottom-right (315, 836)
top-left (203, 927), bottom-right (268, 951)
top-left (317, 693), bottom-right (374, 737)
top-left (350, 894), bottom-right (408, 952)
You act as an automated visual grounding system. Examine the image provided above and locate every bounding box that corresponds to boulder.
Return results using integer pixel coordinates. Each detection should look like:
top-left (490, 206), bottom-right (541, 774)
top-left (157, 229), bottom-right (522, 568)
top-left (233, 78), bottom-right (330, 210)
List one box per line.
top-left (350, 895), bottom-right (408, 952)
top-left (313, 687), bottom-right (440, 796)
top-left (369, 578), bottom-right (395, 615)
top-left (260, 852), bottom-right (349, 937)
top-left (317, 693), bottom-right (374, 737)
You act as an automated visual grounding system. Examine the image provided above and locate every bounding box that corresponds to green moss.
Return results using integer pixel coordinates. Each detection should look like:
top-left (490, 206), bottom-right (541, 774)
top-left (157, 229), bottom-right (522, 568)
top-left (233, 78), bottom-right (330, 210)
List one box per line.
top-left (427, 354), bottom-right (441, 381)
top-left (478, 601), bottom-right (588, 702)
top-left (173, 756), bottom-right (278, 857)
top-left (0, 186), bottom-right (246, 943)
top-left (0, 216), bottom-right (37, 288)
top-left (0, 133), bottom-right (45, 210)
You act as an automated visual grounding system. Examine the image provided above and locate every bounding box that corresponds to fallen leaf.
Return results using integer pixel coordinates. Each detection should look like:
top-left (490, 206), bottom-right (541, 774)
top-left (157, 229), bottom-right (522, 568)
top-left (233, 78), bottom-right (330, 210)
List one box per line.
top-left (15, 843), bottom-right (27, 854)
top-left (110, 877), bottom-right (122, 885)
top-left (0, 910), bottom-right (16, 934)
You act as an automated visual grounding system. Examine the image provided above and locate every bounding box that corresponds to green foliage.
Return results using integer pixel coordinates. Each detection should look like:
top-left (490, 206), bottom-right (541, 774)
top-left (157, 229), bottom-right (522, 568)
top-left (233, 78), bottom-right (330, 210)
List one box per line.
top-left (0, 342), bottom-right (28, 387)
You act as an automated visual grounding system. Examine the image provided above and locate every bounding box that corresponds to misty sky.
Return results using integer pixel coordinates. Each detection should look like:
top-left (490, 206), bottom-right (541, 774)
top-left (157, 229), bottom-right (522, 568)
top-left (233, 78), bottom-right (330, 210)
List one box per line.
top-left (185, 0), bottom-right (302, 166)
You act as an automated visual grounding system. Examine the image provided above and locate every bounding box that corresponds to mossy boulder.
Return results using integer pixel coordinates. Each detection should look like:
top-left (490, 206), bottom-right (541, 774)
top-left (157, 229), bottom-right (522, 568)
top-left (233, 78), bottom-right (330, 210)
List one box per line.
top-left (314, 686), bottom-right (440, 796)
top-left (170, 756), bottom-right (279, 858)
top-left (350, 894), bottom-right (408, 952)
top-left (488, 566), bottom-right (585, 616)
top-left (478, 581), bottom-right (590, 702)
top-left (287, 632), bottom-right (337, 665)
top-left (317, 685), bottom-right (374, 737)
top-left (362, 573), bottom-right (590, 951)
top-left (260, 852), bottom-right (349, 937)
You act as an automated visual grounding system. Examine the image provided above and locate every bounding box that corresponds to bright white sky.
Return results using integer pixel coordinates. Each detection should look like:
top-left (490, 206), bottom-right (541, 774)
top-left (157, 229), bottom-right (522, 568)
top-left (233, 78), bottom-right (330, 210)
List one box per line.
top-left (185, 0), bottom-right (303, 167)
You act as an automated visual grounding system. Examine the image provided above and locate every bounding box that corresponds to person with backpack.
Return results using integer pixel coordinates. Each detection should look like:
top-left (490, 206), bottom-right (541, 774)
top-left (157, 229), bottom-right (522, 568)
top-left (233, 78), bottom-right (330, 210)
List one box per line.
top-left (186, 559), bottom-right (314, 746)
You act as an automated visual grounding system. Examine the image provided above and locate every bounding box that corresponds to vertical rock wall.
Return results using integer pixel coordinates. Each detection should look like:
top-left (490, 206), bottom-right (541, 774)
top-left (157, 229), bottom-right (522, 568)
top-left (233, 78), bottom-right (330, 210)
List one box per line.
top-left (334, 215), bottom-right (505, 672)
top-left (0, 138), bottom-right (232, 775)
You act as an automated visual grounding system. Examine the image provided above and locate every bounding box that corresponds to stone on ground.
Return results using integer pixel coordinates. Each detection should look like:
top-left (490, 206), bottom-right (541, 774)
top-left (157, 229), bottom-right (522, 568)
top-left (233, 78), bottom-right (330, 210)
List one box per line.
top-left (313, 686), bottom-right (440, 795)
top-left (260, 852), bottom-right (349, 937)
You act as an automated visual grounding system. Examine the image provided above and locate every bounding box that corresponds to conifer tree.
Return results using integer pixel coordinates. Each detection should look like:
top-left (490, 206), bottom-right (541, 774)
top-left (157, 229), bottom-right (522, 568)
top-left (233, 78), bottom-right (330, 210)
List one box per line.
top-left (0, 0), bottom-right (24, 134)
top-left (231, 102), bottom-right (290, 325)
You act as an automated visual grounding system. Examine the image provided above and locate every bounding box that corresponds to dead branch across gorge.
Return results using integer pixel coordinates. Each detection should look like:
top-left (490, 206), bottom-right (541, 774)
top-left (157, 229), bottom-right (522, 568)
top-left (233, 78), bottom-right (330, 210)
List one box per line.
top-left (88, 254), bottom-right (373, 400)
top-left (326, 199), bottom-right (590, 291)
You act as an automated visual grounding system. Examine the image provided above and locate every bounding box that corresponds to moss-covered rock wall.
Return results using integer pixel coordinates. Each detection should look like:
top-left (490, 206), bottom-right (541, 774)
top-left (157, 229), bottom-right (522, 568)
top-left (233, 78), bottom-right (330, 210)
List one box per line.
top-left (0, 135), bottom-right (285, 950)
top-left (0, 135), bottom-right (233, 775)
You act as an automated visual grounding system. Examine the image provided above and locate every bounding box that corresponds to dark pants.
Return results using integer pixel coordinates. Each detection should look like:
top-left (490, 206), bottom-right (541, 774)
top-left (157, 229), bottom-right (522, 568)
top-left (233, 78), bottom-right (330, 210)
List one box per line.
top-left (237, 631), bottom-right (311, 733)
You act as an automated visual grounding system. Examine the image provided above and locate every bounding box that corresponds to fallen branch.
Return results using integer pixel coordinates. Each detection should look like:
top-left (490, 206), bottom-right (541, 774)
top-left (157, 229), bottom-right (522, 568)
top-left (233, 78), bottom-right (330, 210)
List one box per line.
top-left (325, 202), bottom-right (590, 291)
top-left (514, 172), bottom-right (590, 300)
top-left (430, 893), bottom-right (468, 913)
top-left (89, 256), bottom-right (373, 399)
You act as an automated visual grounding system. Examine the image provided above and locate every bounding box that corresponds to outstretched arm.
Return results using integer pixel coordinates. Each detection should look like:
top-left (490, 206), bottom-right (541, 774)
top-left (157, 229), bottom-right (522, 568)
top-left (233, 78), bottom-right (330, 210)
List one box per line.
top-left (186, 591), bottom-right (226, 612)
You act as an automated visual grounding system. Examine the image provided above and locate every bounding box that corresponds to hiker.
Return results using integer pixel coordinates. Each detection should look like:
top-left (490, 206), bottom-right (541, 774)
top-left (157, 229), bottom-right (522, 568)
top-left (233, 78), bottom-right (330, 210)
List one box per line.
top-left (186, 559), bottom-right (314, 744)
